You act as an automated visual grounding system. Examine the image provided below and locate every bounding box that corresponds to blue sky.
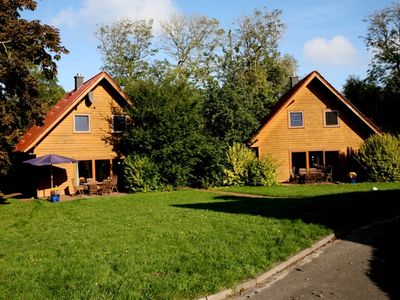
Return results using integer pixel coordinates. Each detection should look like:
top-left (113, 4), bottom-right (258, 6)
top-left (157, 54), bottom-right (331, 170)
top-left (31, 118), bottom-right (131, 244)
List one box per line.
top-left (25, 0), bottom-right (397, 92)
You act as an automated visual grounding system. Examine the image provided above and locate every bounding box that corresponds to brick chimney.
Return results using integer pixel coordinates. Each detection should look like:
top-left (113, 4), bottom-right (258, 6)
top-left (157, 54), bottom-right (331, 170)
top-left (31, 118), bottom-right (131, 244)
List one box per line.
top-left (74, 74), bottom-right (84, 90)
top-left (290, 75), bottom-right (299, 87)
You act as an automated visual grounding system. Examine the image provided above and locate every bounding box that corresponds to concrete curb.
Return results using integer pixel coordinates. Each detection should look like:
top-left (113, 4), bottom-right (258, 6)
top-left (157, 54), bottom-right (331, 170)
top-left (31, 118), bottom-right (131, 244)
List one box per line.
top-left (197, 233), bottom-right (336, 300)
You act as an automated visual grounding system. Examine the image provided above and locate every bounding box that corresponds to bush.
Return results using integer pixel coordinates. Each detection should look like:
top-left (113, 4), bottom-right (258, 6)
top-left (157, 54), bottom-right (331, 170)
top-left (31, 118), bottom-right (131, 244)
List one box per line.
top-left (356, 134), bottom-right (400, 182)
top-left (223, 143), bottom-right (277, 186)
top-left (123, 155), bottom-right (163, 192)
top-left (247, 155), bottom-right (278, 186)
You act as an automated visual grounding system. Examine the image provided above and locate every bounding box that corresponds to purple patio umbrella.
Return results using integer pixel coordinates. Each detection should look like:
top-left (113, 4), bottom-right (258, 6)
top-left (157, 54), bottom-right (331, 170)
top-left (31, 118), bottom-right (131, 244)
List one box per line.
top-left (24, 154), bottom-right (78, 188)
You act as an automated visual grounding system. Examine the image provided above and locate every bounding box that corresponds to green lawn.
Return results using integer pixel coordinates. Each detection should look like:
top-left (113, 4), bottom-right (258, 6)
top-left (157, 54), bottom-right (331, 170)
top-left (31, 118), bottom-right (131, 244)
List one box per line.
top-left (217, 182), bottom-right (400, 197)
top-left (1, 184), bottom-right (400, 299)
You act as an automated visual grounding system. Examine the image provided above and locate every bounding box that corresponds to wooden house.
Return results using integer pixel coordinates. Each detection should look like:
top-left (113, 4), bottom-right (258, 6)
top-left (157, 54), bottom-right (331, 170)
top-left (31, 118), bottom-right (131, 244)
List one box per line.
top-left (14, 71), bottom-right (131, 197)
top-left (250, 71), bottom-right (382, 182)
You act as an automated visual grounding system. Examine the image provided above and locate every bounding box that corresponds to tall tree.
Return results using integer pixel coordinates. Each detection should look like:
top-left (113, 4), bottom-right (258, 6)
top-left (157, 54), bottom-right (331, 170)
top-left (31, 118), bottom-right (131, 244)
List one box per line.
top-left (344, 3), bottom-right (400, 134)
top-left (203, 9), bottom-right (296, 143)
top-left (32, 67), bottom-right (66, 109)
top-left (0, 0), bottom-right (68, 175)
top-left (364, 3), bottom-right (400, 88)
top-left (159, 13), bottom-right (224, 83)
top-left (117, 68), bottom-right (224, 187)
top-left (96, 19), bottom-right (156, 85)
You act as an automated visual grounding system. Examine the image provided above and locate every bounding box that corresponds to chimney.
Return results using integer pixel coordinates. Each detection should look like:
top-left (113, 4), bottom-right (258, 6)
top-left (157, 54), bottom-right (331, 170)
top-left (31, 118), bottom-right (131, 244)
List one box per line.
top-left (290, 75), bottom-right (299, 87)
top-left (74, 74), bottom-right (84, 90)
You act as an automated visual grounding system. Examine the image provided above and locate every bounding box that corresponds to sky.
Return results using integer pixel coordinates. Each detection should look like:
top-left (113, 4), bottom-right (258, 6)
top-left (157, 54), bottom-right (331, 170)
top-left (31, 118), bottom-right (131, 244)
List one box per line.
top-left (23, 0), bottom-right (398, 92)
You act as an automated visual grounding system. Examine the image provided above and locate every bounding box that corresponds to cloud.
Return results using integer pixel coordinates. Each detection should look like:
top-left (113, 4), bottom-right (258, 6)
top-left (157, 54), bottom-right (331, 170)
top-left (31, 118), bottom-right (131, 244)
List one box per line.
top-left (303, 35), bottom-right (358, 66)
top-left (50, 0), bottom-right (177, 31)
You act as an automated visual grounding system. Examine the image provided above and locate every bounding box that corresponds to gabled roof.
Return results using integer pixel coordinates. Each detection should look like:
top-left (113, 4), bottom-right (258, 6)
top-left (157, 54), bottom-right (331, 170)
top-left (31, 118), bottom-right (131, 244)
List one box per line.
top-left (250, 70), bottom-right (382, 144)
top-left (15, 71), bottom-right (131, 153)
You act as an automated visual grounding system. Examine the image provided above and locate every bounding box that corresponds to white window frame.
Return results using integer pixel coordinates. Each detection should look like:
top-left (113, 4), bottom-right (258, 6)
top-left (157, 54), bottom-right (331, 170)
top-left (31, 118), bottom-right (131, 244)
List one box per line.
top-left (288, 111), bottom-right (304, 128)
top-left (324, 110), bottom-right (339, 127)
top-left (73, 114), bottom-right (90, 133)
top-left (112, 115), bottom-right (127, 133)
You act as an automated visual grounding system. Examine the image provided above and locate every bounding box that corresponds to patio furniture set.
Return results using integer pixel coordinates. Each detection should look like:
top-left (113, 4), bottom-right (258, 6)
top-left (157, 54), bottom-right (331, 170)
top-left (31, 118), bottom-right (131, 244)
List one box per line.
top-left (71, 175), bottom-right (119, 196)
top-left (291, 165), bottom-right (333, 184)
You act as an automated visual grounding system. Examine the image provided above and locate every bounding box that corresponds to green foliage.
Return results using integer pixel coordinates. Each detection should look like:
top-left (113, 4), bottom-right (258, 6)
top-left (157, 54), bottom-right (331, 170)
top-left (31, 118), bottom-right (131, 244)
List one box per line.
top-left (0, 0), bottom-right (68, 175)
top-left (223, 143), bottom-right (255, 186)
top-left (32, 67), bottom-right (66, 109)
top-left (116, 69), bottom-right (225, 188)
top-left (364, 3), bottom-right (400, 89)
top-left (223, 143), bottom-right (277, 186)
top-left (355, 134), bottom-right (400, 182)
top-left (123, 155), bottom-right (162, 192)
top-left (203, 9), bottom-right (296, 144)
top-left (160, 13), bottom-right (224, 84)
top-left (344, 75), bottom-right (400, 134)
top-left (247, 155), bottom-right (278, 187)
top-left (344, 3), bottom-right (400, 134)
top-left (96, 19), bottom-right (156, 85)
top-left (99, 8), bottom-right (295, 187)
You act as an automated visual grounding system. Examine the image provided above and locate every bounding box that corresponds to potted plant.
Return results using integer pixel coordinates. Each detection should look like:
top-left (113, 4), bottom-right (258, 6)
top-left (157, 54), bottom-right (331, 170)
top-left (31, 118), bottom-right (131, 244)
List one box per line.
top-left (50, 187), bottom-right (61, 202)
top-left (348, 171), bottom-right (357, 184)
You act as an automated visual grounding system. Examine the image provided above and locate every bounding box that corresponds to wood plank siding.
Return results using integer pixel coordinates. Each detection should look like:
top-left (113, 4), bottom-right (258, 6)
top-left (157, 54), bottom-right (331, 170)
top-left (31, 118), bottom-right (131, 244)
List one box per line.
top-left (251, 72), bottom-right (381, 182)
top-left (34, 83), bottom-right (119, 197)
top-left (15, 72), bottom-right (131, 198)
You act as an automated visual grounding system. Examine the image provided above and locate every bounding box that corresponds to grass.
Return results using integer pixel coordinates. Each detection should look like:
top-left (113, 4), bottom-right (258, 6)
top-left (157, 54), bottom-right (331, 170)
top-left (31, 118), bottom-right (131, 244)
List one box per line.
top-left (216, 182), bottom-right (400, 197)
top-left (1, 183), bottom-right (400, 299)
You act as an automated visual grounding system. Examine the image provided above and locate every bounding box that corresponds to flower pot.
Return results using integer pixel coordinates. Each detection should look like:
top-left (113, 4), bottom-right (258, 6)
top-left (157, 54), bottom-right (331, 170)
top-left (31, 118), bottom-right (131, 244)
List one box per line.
top-left (50, 194), bottom-right (60, 202)
top-left (351, 178), bottom-right (356, 184)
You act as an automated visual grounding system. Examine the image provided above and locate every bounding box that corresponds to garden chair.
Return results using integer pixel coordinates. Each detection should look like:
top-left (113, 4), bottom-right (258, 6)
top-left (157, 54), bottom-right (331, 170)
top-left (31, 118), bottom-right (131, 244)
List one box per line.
top-left (88, 181), bottom-right (99, 195)
top-left (298, 168), bottom-right (307, 184)
top-left (101, 179), bottom-right (111, 195)
top-left (71, 178), bottom-right (84, 196)
top-left (324, 166), bottom-right (333, 182)
top-left (110, 174), bottom-right (118, 193)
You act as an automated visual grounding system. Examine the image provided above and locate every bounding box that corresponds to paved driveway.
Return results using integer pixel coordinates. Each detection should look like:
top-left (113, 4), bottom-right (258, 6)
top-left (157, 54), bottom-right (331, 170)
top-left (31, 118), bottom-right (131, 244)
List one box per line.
top-left (235, 218), bottom-right (400, 300)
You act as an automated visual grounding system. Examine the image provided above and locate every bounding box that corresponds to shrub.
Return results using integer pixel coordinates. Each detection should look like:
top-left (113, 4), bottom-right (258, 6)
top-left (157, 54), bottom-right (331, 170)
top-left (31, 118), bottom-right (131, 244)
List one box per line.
top-left (123, 155), bottom-right (163, 192)
top-left (356, 134), bottom-right (400, 182)
top-left (247, 155), bottom-right (278, 186)
top-left (223, 143), bottom-right (277, 186)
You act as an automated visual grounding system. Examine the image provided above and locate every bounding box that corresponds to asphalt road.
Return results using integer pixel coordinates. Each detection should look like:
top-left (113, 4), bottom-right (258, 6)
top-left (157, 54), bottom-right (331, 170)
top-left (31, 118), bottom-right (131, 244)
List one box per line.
top-left (235, 218), bottom-right (400, 300)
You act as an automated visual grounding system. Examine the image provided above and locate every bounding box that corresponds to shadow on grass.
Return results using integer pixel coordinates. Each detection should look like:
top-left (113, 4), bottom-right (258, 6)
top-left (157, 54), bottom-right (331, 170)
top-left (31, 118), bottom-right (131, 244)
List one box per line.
top-left (0, 198), bottom-right (10, 205)
top-left (173, 189), bottom-right (400, 298)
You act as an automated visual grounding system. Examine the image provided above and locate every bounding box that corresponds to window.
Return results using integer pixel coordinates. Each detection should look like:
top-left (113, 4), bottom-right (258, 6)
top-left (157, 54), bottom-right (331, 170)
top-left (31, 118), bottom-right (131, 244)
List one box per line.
top-left (309, 151), bottom-right (323, 168)
top-left (324, 110), bottom-right (339, 127)
top-left (112, 115), bottom-right (126, 132)
top-left (74, 115), bottom-right (90, 132)
top-left (95, 159), bottom-right (111, 181)
top-left (289, 111), bottom-right (304, 128)
top-left (78, 160), bottom-right (92, 179)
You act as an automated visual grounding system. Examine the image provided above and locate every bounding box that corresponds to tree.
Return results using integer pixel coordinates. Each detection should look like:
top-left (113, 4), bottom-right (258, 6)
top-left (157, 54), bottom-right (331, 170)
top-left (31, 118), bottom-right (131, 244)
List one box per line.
top-left (96, 19), bottom-right (156, 85)
top-left (159, 13), bottom-right (224, 83)
top-left (32, 67), bottom-right (66, 109)
top-left (364, 3), bottom-right (400, 88)
top-left (344, 3), bottom-right (400, 134)
top-left (203, 9), bottom-right (296, 143)
top-left (0, 0), bottom-right (68, 175)
top-left (115, 68), bottom-right (225, 188)
top-left (343, 76), bottom-right (383, 124)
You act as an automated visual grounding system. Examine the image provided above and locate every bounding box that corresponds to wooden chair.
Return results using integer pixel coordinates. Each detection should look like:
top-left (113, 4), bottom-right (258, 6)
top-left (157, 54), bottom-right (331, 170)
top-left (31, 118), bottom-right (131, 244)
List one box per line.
top-left (298, 168), bottom-right (307, 184)
top-left (88, 181), bottom-right (99, 195)
top-left (110, 174), bottom-right (119, 193)
top-left (71, 178), bottom-right (84, 196)
top-left (101, 179), bottom-right (111, 195)
top-left (324, 166), bottom-right (333, 182)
